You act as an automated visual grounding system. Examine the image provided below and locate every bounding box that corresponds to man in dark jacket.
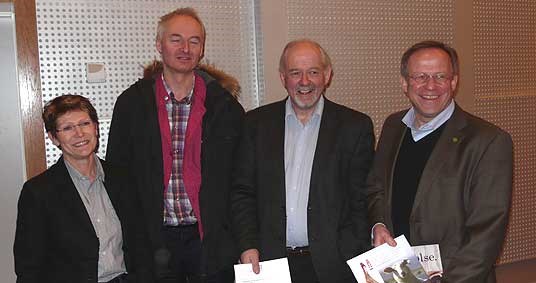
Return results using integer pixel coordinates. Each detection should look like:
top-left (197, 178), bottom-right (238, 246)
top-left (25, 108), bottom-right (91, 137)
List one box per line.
top-left (231, 39), bottom-right (374, 283)
top-left (106, 7), bottom-right (244, 283)
top-left (367, 41), bottom-right (512, 283)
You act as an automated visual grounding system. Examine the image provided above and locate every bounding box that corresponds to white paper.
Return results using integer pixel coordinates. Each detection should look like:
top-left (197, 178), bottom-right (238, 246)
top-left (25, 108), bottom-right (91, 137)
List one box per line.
top-left (234, 257), bottom-right (292, 283)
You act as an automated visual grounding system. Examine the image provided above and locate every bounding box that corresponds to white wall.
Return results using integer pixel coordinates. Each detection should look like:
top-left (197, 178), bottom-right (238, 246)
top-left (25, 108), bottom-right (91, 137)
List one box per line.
top-left (0, 2), bottom-right (26, 282)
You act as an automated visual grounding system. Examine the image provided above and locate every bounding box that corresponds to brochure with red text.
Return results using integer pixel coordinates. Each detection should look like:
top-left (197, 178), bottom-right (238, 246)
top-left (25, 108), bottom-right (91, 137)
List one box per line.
top-left (347, 235), bottom-right (433, 283)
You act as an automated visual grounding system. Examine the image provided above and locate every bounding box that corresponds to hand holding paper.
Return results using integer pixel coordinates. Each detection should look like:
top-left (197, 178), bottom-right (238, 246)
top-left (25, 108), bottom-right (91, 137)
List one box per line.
top-left (240, 248), bottom-right (261, 274)
top-left (372, 224), bottom-right (397, 247)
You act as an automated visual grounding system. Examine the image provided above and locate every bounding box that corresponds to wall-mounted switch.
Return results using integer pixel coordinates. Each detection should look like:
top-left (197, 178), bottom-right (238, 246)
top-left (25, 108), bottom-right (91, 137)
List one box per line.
top-left (86, 62), bottom-right (106, 83)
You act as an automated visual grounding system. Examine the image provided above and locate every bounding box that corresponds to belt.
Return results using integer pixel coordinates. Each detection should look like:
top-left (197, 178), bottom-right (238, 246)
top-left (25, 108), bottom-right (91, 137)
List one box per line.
top-left (104, 273), bottom-right (127, 283)
top-left (163, 222), bottom-right (198, 229)
top-left (286, 246), bottom-right (310, 255)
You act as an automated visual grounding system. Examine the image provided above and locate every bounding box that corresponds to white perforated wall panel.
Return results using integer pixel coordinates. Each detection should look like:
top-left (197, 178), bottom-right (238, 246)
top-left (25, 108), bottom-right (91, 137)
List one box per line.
top-left (474, 1), bottom-right (536, 264)
top-left (286, 0), bottom-right (454, 137)
top-left (36, 0), bottom-right (261, 166)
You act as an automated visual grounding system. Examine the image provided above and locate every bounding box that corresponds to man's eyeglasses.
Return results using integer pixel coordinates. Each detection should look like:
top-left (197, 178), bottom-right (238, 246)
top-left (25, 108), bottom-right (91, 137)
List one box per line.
top-left (56, 120), bottom-right (93, 133)
top-left (408, 73), bottom-right (453, 84)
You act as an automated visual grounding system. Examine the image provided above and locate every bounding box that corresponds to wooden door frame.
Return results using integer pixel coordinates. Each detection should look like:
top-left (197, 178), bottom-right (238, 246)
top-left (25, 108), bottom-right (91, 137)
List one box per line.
top-left (14, 0), bottom-right (46, 178)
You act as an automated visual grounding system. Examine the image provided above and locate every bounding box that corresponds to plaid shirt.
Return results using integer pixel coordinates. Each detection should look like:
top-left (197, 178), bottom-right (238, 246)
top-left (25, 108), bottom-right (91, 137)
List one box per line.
top-left (162, 77), bottom-right (197, 226)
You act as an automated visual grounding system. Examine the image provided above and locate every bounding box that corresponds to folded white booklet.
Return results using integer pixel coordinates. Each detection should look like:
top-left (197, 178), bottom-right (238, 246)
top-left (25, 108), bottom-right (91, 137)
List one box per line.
top-left (234, 257), bottom-right (292, 283)
top-left (347, 235), bottom-right (432, 283)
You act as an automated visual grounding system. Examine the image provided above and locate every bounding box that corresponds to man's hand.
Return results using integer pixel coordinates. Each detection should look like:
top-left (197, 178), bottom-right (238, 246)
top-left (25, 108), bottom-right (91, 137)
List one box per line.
top-left (373, 224), bottom-right (397, 247)
top-left (240, 248), bottom-right (260, 274)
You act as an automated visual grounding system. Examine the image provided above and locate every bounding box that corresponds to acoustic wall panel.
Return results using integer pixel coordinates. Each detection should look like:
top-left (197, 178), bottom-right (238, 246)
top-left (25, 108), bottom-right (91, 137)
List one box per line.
top-left (36, 0), bottom-right (261, 166)
top-left (286, 0), bottom-right (454, 136)
top-left (474, 1), bottom-right (536, 264)
top-left (474, 1), bottom-right (536, 99)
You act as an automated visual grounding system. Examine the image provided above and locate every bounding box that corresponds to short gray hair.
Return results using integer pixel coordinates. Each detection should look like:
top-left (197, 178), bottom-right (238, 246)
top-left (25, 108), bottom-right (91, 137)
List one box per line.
top-left (279, 39), bottom-right (332, 72)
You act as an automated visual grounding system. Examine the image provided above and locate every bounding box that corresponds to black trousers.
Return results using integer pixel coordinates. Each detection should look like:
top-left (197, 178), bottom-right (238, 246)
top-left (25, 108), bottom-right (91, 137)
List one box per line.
top-left (157, 224), bottom-right (234, 283)
top-left (287, 248), bottom-right (320, 283)
top-left (103, 273), bottom-right (128, 283)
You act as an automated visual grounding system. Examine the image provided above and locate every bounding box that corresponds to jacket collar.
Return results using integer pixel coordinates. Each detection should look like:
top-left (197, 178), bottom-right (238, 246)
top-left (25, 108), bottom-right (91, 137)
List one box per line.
top-left (48, 156), bottom-right (98, 235)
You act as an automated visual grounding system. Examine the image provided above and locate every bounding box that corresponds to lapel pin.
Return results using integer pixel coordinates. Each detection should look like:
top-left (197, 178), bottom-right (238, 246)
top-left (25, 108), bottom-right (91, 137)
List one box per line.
top-left (452, 137), bottom-right (459, 143)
